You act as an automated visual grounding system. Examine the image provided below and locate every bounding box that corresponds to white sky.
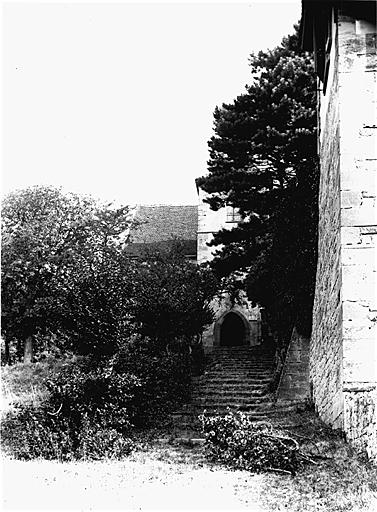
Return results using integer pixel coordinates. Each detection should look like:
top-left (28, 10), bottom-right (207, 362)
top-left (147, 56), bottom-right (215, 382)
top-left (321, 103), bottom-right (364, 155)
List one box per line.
top-left (2, 0), bottom-right (301, 206)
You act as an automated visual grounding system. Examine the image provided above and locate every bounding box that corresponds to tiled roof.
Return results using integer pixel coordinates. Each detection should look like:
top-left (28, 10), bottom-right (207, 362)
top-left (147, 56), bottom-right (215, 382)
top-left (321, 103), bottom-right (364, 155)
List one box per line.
top-left (128, 205), bottom-right (198, 255)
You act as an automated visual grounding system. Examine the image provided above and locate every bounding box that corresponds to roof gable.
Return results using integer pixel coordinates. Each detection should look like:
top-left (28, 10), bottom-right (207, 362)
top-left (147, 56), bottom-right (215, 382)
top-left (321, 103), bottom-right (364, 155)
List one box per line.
top-left (129, 205), bottom-right (198, 245)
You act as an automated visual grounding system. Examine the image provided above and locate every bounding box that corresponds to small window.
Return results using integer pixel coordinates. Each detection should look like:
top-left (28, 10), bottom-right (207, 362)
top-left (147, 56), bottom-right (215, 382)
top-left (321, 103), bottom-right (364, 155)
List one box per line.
top-left (226, 206), bottom-right (242, 223)
top-left (314, 5), bottom-right (333, 94)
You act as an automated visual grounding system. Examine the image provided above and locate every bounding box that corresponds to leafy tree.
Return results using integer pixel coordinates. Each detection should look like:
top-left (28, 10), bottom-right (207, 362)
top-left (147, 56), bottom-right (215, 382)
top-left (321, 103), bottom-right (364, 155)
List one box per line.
top-left (1, 186), bottom-right (132, 362)
top-left (2, 187), bottom-right (219, 362)
top-left (129, 243), bottom-right (219, 352)
top-left (62, 248), bottom-right (134, 356)
top-left (197, 27), bottom-right (318, 341)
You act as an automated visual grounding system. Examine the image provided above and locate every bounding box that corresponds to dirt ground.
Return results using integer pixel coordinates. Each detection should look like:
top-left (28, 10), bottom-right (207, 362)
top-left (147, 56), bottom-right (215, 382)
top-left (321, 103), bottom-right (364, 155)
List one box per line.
top-left (2, 442), bottom-right (377, 512)
top-left (2, 447), bottom-right (264, 511)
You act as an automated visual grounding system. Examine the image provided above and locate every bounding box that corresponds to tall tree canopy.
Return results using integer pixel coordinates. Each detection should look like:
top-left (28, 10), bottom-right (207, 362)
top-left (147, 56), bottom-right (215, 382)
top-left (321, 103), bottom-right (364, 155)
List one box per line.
top-left (197, 27), bottom-right (318, 340)
top-left (1, 186), bottom-right (132, 361)
top-left (2, 187), bottom-right (219, 362)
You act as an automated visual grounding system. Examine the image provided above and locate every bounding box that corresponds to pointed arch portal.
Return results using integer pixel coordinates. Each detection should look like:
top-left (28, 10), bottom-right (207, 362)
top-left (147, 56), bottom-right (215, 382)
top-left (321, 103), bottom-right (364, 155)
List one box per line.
top-left (214, 310), bottom-right (250, 347)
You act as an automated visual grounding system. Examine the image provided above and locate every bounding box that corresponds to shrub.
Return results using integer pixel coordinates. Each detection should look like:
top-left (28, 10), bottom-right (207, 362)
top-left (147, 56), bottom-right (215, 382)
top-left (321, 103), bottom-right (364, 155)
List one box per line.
top-left (1, 357), bottom-right (139, 461)
top-left (1, 404), bottom-right (76, 460)
top-left (112, 340), bottom-right (192, 427)
top-left (1, 403), bottom-right (134, 461)
top-left (200, 411), bottom-right (300, 475)
top-left (2, 340), bottom-right (192, 460)
top-left (44, 358), bottom-right (142, 433)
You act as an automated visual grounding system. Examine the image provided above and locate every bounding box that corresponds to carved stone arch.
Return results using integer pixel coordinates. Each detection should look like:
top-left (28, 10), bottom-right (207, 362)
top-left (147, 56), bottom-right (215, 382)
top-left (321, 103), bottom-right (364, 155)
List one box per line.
top-left (213, 309), bottom-right (250, 347)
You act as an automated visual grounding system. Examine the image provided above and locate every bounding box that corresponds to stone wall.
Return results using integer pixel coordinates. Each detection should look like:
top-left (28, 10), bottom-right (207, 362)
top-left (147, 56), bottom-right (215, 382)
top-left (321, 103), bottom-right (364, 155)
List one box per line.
top-left (197, 188), bottom-right (228, 264)
top-left (311, 9), bottom-right (377, 456)
top-left (338, 12), bottom-right (377, 458)
top-left (310, 31), bottom-right (344, 429)
top-left (277, 328), bottom-right (310, 402)
top-left (344, 385), bottom-right (377, 460)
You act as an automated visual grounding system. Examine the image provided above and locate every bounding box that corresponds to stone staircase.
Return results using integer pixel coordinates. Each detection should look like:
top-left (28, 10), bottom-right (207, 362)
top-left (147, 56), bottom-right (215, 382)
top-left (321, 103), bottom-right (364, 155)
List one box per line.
top-left (169, 345), bottom-right (304, 437)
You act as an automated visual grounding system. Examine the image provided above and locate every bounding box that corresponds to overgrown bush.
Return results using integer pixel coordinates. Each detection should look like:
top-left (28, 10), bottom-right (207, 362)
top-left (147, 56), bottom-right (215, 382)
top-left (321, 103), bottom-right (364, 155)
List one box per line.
top-left (200, 411), bottom-right (300, 475)
top-left (112, 339), bottom-right (192, 427)
top-left (45, 359), bottom-right (141, 431)
top-left (1, 403), bottom-right (134, 461)
top-left (1, 356), bottom-right (139, 460)
top-left (2, 339), bottom-right (192, 460)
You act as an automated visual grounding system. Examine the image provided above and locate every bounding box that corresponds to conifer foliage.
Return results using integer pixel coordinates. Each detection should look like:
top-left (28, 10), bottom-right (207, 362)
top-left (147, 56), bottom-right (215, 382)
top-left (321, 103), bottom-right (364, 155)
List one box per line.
top-left (197, 27), bottom-right (318, 339)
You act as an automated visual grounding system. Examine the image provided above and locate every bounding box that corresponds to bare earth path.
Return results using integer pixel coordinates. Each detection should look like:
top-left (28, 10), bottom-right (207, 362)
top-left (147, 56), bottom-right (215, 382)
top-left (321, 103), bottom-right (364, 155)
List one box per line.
top-left (2, 446), bottom-right (264, 511)
top-left (2, 441), bottom-right (377, 512)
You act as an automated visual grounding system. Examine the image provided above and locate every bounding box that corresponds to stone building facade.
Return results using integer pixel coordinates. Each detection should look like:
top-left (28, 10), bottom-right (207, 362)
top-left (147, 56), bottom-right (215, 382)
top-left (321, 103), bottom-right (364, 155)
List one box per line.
top-left (127, 198), bottom-right (262, 352)
top-left (197, 186), bottom-right (262, 352)
top-left (301, 0), bottom-right (377, 458)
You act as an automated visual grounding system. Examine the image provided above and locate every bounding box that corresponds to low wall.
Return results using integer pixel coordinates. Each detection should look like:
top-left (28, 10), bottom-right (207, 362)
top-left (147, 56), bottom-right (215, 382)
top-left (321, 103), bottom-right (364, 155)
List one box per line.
top-left (277, 328), bottom-right (310, 402)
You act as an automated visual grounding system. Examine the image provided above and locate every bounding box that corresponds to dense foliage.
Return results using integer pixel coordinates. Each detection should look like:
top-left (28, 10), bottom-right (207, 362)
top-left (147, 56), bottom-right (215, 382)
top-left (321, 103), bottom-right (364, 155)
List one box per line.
top-left (200, 411), bottom-right (300, 475)
top-left (2, 341), bottom-right (192, 460)
top-left (1, 187), bottom-right (219, 361)
top-left (197, 27), bottom-right (318, 340)
top-left (1, 186), bottom-right (131, 362)
top-left (128, 244), bottom-right (218, 351)
top-left (1, 187), bottom-right (219, 460)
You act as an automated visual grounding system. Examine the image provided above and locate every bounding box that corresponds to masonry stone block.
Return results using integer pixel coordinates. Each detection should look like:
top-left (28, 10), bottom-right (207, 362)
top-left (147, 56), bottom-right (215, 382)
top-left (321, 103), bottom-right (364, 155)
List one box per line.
top-left (341, 196), bottom-right (377, 226)
top-left (344, 387), bottom-right (377, 460)
top-left (340, 158), bottom-right (376, 192)
top-left (342, 245), bottom-right (375, 266)
top-left (341, 262), bottom-right (376, 302)
top-left (343, 337), bottom-right (377, 382)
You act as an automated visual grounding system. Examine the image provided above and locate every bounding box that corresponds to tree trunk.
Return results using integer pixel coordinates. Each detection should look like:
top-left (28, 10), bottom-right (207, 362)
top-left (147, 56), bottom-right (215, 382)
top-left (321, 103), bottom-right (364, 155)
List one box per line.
top-left (24, 336), bottom-right (34, 363)
top-left (16, 339), bottom-right (23, 362)
top-left (3, 339), bottom-right (10, 365)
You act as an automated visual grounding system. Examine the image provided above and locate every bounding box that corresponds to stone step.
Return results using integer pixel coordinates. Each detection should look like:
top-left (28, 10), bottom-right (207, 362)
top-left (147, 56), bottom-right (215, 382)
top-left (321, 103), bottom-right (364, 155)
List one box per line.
top-left (180, 402), bottom-right (276, 412)
top-left (170, 344), bottom-right (280, 433)
top-left (197, 374), bottom-right (273, 379)
top-left (208, 369), bottom-right (273, 373)
top-left (206, 369), bottom-right (273, 373)
top-left (193, 381), bottom-right (269, 388)
top-left (194, 382), bottom-right (269, 388)
top-left (172, 405), bottom-right (301, 424)
top-left (209, 348), bottom-right (274, 354)
top-left (190, 401), bottom-right (271, 409)
top-left (206, 357), bottom-right (272, 360)
top-left (209, 356), bottom-right (274, 360)
top-left (195, 378), bottom-right (272, 386)
top-left (193, 388), bottom-right (271, 395)
top-left (190, 394), bottom-right (271, 403)
top-left (208, 357), bottom-right (274, 361)
top-left (191, 396), bottom-right (269, 404)
top-left (214, 369), bottom-right (273, 372)
top-left (210, 360), bottom-right (274, 364)
top-left (205, 367), bottom-right (273, 372)
top-left (191, 389), bottom-right (268, 397)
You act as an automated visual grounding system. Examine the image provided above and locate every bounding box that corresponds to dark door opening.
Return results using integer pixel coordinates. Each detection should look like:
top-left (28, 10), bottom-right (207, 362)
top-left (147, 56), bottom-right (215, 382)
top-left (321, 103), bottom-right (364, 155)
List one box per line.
top-left (220, 312), bottom-right (246, 347)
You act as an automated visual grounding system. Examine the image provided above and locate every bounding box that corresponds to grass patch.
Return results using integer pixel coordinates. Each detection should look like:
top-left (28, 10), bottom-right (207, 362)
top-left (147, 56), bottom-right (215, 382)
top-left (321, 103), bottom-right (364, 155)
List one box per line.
top-left (257, 412), bottom-right (377, 511)
top-left (1, 346), bottom-right (191, 461)
top-left (259, 454), bottom-right (377, 512)
top-left (1, 355), bottom-right (78, 414)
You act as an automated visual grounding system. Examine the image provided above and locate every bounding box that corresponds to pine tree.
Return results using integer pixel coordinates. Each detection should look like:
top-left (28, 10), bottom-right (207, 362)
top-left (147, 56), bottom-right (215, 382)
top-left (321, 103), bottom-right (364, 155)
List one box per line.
top-left (197, 27), bottom-right (318, 341)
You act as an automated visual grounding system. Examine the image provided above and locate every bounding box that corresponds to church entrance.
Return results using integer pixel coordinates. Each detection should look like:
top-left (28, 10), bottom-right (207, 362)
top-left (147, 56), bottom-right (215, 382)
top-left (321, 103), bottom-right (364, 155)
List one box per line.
top-left (220, 312), bottom-right (246, 347)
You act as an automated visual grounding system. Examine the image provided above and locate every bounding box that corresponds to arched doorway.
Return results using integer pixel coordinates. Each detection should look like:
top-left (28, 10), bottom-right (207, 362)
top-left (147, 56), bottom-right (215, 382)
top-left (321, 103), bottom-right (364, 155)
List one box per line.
top-left (219, 312), bottom-right (247, 347)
